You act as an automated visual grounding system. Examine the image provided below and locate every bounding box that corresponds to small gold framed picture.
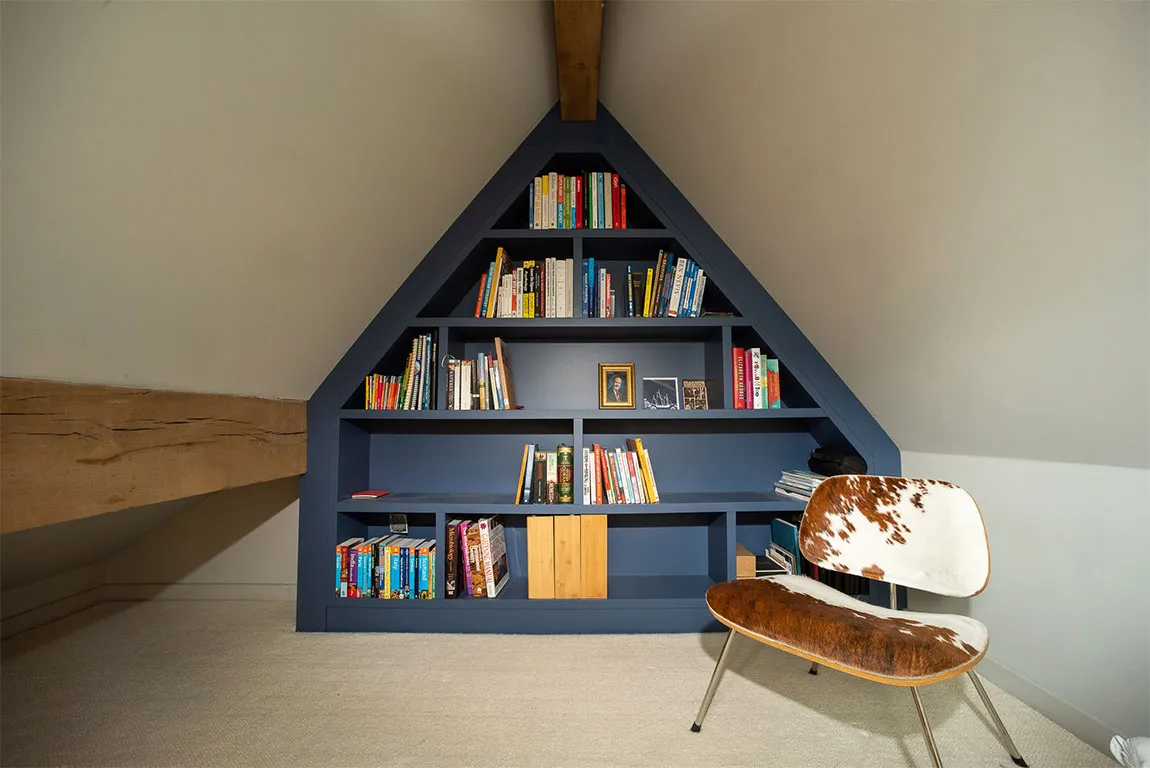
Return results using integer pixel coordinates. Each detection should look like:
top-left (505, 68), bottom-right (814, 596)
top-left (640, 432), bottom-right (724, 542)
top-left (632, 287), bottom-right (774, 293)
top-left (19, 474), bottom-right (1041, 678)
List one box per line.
top-left (598, 363), bottom-right (636, 409)
top-left (682, 379), bottom-right (710, 410)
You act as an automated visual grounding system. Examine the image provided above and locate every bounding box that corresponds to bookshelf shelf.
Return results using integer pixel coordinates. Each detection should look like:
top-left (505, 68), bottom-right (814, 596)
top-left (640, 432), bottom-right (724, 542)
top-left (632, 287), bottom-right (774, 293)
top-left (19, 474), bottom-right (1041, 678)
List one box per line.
top-left (335, 492), bottom-right (805, 515)
top-left (429, 317), bottom-right (745, 342)
top-left (488, 228), bottom-right (669, 239)
top-left (298, 103), bottom-right (900, 634)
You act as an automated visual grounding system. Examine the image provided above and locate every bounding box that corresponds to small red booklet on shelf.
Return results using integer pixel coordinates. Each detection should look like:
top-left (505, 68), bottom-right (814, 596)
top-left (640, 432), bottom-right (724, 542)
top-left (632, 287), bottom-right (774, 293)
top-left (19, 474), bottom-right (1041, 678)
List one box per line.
top-left (350, 490), bottom-right (390, 499)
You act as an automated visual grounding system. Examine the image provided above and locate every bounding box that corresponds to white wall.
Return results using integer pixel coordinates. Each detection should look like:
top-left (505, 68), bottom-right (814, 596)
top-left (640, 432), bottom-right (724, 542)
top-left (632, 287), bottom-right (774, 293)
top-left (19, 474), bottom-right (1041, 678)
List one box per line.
top-left (904, 451), bottom-right (1150, 746)
top-left (1, 0), bottom-right (555, 399)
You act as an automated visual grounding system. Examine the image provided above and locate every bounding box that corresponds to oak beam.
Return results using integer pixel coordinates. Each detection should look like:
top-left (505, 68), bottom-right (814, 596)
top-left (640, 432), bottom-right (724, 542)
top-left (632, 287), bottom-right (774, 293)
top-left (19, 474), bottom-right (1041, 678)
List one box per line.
top-left (553, 0), bottom-right (603, 121)
top-left (0, 378), bottom-right (306, 534)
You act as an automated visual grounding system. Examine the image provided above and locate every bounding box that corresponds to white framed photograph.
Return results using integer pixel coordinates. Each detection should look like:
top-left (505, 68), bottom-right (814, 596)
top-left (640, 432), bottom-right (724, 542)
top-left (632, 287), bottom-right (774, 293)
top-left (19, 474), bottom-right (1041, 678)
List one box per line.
top-left (642, 377), bottom-right (680, 410)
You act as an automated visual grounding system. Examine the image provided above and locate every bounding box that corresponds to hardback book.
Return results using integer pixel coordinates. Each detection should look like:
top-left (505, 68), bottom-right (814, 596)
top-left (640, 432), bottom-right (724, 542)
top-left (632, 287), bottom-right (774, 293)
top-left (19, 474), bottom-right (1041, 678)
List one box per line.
top-left (546, 451), bottom-right (558, 504)
top-left (557, 444), bottom-right (574, 504)
top-left (457, 520), bottom-right (475, 596)
top-left (465, 522), bottom-right (488, 598)
top-left (515, 443), bottom-right (533, 504)
top-left (478, 516), bottom-right (511, 598)
top-left (445, 520), bottom-right (461, 598)
top-left (493, 337), bottom-right (517, 409)
top-left (350, 490), bottom-right (390, 500)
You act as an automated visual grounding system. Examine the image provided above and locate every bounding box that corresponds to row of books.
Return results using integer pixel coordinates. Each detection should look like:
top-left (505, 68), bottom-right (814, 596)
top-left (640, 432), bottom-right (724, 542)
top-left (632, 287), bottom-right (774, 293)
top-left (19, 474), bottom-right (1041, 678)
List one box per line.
top-left (763, 516), bottom-right (869, 596)
top-left (774, 469), bottom-right (827, 502)
top-left (444, 517), bottom-right (510, 598)
top-left (335, 535), bottom-right (435, 599)
top-left (585, 439), bottom-right (661, 505)
top-left (512, 439), bottom-right (662, 505)
top-left (582, 252), bottom-right (706, 319)
top-left (733, 347), bottom-right (781, 410)
top-left (444, 338), bottom-right (518, 410)
top-left (514, 444), bottom-right (574, 504)
top-left (475, 248), bottom-right (576, 319)
top-left (528, 172), bottom-right (627, 230)
top-left (364, 331), bottom-right (437, 410)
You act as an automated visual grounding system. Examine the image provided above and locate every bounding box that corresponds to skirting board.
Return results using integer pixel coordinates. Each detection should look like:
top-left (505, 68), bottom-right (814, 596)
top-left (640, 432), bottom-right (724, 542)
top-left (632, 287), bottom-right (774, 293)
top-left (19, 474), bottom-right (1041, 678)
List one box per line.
top-left (978, 657), bottom-right (1116, 756)
top-left (101, 583), bottom-right (296, 602)
top-left (2, 582), bottom-right (295, 639)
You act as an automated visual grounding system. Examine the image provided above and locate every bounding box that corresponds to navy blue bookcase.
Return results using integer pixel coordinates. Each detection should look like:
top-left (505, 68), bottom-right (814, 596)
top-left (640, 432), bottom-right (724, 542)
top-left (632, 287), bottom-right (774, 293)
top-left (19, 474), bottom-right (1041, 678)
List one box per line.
top-left (296, 104), bottom-right (900, 633)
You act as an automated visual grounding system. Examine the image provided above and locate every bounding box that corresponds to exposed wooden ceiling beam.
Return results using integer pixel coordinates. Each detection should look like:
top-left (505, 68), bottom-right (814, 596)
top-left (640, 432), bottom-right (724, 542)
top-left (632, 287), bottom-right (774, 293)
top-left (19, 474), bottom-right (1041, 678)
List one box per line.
top-left (553, 0), bottom-right (604, 121)
top-left (0, 378), bottom-right (306, 534)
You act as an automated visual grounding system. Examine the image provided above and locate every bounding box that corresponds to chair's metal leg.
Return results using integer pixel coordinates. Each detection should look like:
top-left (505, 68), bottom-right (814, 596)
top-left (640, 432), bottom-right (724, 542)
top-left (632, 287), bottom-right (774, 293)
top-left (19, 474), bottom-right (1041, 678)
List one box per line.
top-left (691, 629), bottom-right (736, 732)
top-left (808, 661), bottom-right (819, 675)
top-left (911, 687), bottom-right (944, 768)
top-left (967, 671), bottom-right (1028, 767)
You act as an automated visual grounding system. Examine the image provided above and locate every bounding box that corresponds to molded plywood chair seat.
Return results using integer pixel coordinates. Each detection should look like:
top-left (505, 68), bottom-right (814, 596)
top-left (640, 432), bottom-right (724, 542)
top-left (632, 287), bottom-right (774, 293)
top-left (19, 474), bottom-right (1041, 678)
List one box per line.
top-left (690, 476), bottom-right (1028, 768)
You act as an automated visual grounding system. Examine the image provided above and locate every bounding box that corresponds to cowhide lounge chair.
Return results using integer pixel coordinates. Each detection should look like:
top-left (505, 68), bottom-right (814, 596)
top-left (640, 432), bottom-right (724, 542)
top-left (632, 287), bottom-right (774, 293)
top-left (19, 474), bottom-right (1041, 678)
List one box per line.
top-left (691, 475), bottom-right (1027, 768)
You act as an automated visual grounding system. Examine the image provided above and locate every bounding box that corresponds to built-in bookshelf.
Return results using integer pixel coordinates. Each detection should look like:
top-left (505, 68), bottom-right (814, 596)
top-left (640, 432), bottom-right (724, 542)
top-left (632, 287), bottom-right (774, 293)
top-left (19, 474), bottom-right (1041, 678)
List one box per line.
top-left (296, 104), bottom-right (899, 633)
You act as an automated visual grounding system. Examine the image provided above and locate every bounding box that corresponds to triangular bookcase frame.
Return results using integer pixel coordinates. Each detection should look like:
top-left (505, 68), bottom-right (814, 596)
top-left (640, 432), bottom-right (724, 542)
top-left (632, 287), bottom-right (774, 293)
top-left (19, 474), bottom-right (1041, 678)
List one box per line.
top-left (297, 103), bottom-right (899, 632)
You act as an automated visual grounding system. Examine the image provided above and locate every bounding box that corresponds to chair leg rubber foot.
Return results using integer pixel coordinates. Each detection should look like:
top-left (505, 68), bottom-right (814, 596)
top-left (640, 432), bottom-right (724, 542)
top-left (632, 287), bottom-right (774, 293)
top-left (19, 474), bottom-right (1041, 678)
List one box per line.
top-left (690, 723), bottom-right (702, 733)
top-left (808, 668), bottom-right (818, 675)
top-left (1011, 758), bottom-right (1027, 767)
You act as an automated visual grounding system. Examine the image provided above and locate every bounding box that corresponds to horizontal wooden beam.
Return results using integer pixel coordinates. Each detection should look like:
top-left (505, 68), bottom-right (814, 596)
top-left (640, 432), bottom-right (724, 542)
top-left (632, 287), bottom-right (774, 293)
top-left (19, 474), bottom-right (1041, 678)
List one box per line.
top-left (0, 378), bottom-right (306, 534)
top-left (554, 0), bottom-right (603, 121)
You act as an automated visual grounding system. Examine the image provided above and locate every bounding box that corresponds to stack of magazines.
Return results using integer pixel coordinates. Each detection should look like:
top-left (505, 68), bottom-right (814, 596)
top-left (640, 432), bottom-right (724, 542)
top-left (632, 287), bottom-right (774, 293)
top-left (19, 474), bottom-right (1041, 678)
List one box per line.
top-left (774, 469), bottom-right (828, 501)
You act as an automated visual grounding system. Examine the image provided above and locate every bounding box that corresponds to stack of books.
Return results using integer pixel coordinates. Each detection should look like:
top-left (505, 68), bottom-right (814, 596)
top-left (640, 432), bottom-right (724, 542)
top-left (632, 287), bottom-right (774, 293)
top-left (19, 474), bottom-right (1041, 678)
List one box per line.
top-left (444, 337), bottom-right (518, 410)
top-left (443, 517), bottom-right (511, 598)
top-left (774, 469), bottom-right (827, 502)
top-left (475, 247), bottom-right (576, 318)
top-left (335, 535), bottom-right (436, 599)
top-left (364, 331), bottom-right (437, 410)
top-left (528, 171), bottom-right (627, 230)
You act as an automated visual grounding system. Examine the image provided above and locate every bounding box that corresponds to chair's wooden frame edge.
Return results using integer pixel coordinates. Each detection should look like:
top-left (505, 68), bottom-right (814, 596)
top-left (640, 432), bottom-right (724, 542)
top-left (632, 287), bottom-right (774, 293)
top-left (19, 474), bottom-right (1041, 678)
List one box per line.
top-left (711, 613), bottom-right (988, 688)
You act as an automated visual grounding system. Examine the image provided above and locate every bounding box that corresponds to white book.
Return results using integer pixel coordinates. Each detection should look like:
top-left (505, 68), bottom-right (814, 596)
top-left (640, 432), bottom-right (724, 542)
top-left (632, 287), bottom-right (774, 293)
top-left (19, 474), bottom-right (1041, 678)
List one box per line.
top-left (558, 260), bottom-right (566, 319)
top-left (667, 258), bottom-right (688, 317)
top-left (567, 259), bottom-right (574, 317)
top-left (751, 348), bottom-right (763, 409)
top-left (582, 448), bottom-right (592, 504)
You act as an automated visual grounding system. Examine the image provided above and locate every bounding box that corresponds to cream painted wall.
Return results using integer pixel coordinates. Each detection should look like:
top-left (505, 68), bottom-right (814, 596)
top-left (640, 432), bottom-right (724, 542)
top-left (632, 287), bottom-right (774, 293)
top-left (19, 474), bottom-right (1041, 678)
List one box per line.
top-left (600, 0), bottom-right (1150, 469)
top-left (903, 451), bottom-right (1150, 750)
top-left (1, 0), bottom-right (555, 399)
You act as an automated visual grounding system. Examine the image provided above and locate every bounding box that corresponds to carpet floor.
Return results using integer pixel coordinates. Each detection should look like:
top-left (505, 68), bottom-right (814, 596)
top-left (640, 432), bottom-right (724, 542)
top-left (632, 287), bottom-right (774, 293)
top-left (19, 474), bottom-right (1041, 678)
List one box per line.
top-left (0, 600), bottom-right (1109, 767)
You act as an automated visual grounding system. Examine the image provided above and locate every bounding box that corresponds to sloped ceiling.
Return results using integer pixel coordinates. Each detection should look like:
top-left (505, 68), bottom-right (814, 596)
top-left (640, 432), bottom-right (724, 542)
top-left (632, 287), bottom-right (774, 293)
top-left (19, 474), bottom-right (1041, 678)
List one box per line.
top-left (3, 1), bottom-right (1147, 470)
top-left (600, 1), bottom-right (1149, 469)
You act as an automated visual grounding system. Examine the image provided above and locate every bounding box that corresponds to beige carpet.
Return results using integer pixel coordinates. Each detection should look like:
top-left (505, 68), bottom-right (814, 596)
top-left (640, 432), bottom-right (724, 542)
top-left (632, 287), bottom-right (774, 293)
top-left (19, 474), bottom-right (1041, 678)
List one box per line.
top-left (1, 600), bottom-right (1110, 768)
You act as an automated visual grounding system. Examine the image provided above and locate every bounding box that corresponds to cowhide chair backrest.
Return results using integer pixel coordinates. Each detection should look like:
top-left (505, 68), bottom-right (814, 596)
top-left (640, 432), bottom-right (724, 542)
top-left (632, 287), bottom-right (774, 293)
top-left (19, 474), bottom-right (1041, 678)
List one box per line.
top-left (799, 475), bottom-right (990, 598)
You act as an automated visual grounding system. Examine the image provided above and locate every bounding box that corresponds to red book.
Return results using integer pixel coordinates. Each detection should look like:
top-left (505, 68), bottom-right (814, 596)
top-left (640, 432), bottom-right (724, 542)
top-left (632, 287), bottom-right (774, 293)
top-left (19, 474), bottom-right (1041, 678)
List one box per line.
top-left (611, 174), bottom-right (621, 228)
top-left (473, 272), bottom-right (487, 318)
top-left (620, 185), bottom-right (627, 229)
top-left (733, 347), bottom-right (745, 409)
top-left (351, 490), bottom-right (391, 499)
top-left (575, 176), bottom-right (582, 229)
top-left (744, 349), bottom-right (754, 410)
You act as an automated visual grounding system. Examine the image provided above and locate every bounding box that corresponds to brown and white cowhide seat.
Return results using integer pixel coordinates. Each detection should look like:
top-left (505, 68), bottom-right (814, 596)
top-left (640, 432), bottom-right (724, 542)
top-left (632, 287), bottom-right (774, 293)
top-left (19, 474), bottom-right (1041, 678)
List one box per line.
top-left (692, 476), bottom-right (1028, 768)
top-left (706, 575), bottom-right (987, 684)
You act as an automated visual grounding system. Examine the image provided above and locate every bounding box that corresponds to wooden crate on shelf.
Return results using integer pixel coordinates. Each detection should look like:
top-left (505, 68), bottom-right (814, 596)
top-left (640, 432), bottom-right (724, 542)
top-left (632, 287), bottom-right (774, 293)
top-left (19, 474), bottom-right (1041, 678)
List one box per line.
top-left (527, 514), bottom-right (607, 599)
